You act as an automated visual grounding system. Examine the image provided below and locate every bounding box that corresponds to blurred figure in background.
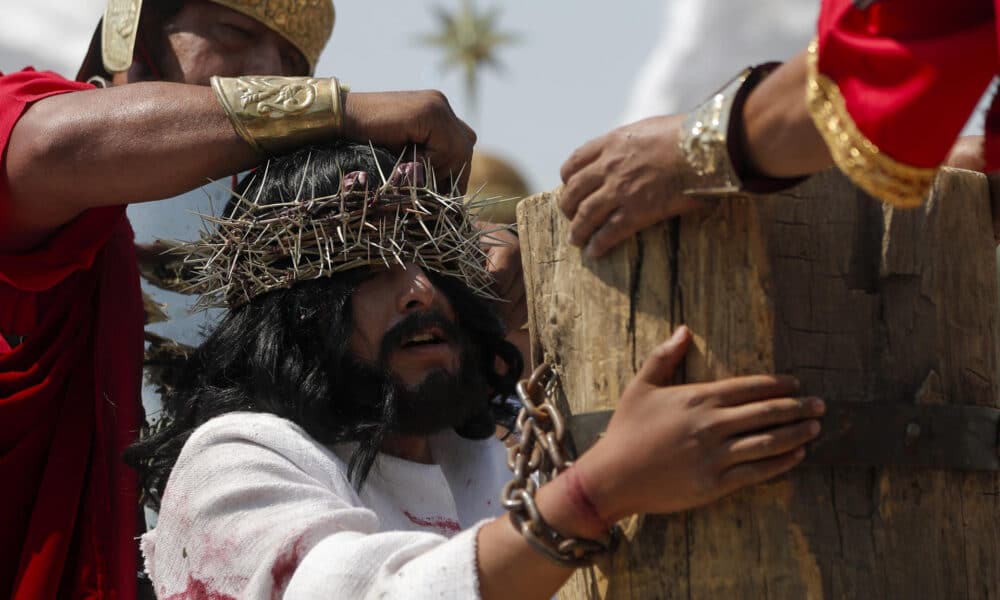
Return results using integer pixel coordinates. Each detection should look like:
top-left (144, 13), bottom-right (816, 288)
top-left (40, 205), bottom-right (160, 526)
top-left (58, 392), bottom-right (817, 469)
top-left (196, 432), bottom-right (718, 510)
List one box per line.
top-left (622, 0), bottom-right (816, 123)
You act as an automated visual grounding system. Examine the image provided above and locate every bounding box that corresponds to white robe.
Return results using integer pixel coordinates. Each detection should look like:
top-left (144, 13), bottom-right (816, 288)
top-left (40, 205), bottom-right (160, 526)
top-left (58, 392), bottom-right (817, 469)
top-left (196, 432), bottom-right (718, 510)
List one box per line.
top-left (142, 412), bottom-right (511, 599)
top-left (622, 0), bottom-right (817, 124)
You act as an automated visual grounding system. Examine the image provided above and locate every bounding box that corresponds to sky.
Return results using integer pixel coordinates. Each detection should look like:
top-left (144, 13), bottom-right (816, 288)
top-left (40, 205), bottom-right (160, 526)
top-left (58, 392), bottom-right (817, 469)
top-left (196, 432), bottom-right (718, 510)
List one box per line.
top-left (321, 1), bottom-right (665, 192)
top-left (0, 0), bottom-right (666, 434)
top-left (0, 0), bottom-right (666, 192)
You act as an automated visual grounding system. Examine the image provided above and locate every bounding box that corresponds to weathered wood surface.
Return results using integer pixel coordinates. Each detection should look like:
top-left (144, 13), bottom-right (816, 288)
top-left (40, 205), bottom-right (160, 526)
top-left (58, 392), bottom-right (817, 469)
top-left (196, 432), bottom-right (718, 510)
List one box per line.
top-left (517, 168), bottom-right (1000, 599)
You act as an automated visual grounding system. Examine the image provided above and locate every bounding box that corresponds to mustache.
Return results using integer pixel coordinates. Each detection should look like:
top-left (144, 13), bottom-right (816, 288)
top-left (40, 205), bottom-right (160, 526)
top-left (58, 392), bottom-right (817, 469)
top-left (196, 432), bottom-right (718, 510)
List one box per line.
top-left (377, 309), bottom-right (462, 364)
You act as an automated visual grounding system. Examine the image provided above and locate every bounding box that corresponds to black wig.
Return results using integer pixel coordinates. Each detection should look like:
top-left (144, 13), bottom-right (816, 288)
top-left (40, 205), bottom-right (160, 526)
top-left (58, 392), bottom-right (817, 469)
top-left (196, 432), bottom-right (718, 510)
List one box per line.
top-left (124, 142), bottom-right (522, 508)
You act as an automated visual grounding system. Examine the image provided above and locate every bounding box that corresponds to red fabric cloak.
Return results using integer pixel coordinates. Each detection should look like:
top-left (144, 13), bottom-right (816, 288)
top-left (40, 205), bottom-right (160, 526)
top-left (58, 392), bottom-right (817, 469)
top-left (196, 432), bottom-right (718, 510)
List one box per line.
top-left (810, 0), bottom-right (1000, 206)
top-left (0, 68), bottom-right (142, 600)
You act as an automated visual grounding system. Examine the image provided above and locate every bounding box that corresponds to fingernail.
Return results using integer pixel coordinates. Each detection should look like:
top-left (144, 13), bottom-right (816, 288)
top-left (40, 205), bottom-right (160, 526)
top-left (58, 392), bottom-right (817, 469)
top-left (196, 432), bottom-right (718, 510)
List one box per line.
top-left (411, 162), bottom-right (427, 187)
top-left (342, 170), bottom-right (369, 191)
top-left (808, 420), bottom-right (821, 435)
top-left (670, 326), bottom-right (687, 342)
top-left (809, 397), bottom-right (826, 414)
top-left (390, 162), bottom-right (424, 187)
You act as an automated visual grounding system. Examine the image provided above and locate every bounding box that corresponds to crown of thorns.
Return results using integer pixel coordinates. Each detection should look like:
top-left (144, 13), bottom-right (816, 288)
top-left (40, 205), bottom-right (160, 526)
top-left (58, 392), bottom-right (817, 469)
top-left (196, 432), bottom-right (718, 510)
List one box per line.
top-left (177, 155), bottom-right (508, 309)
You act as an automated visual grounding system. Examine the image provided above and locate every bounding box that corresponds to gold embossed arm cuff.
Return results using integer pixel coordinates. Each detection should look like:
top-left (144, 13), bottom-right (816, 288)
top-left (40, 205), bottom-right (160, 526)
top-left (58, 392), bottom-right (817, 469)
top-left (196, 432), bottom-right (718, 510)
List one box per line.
top-left (211, 75), bottom-right (348, 155)
top-left (678, 63), bottom-right (807, 196)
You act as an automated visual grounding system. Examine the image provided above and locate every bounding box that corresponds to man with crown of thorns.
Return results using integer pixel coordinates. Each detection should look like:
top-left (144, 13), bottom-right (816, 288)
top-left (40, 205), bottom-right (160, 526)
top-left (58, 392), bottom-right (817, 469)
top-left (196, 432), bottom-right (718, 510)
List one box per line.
top-left (126, 141), bottom-right (826, 599)
top-left (0, 1), bottom-right (520, 598)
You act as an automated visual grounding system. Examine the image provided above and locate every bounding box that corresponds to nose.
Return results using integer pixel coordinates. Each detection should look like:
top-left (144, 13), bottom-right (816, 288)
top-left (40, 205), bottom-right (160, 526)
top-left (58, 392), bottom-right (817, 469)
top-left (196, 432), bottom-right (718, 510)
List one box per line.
top-left (395, 264), bottom-right (438, 314)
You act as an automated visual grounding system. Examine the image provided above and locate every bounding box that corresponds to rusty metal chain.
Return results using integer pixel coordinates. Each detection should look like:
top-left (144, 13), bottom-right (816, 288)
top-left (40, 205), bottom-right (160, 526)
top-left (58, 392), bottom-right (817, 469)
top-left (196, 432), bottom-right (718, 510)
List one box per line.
top-left (501, 362), bottom-right (620, 567)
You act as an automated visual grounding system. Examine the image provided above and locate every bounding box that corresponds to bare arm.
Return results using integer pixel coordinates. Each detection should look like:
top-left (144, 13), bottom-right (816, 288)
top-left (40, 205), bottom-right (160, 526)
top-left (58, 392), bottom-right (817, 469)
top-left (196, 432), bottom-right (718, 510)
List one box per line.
top-left (3, 85), bottom-right (476, 252)
top-left (742, 49), bottom-right (832, 178)
top-left (476, 327), bottom-right (824, 599)
top-left (3, 82), bottom-right (256, 250)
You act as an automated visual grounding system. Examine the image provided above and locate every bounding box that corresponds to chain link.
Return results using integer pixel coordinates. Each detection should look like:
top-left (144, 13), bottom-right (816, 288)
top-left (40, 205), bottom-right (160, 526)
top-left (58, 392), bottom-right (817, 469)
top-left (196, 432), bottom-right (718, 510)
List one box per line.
top-left (501, 362), bottom-right (620, 567)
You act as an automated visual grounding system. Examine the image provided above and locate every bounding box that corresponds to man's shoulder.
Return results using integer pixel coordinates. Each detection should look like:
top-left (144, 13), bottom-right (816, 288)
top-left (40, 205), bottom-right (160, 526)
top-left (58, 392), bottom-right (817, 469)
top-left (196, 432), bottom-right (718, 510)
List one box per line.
top-left (0, 67), bottom-right (92, 101)
top-left (180, 411), bottom-right (349, 478)
top-left (185, 411), bottom-right (322, 450)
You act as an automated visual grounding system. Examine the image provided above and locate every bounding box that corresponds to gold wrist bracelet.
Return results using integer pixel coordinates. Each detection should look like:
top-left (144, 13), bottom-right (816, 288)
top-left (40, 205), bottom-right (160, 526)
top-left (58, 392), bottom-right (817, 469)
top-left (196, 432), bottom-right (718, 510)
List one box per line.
top-left (677, 68), bottom-right (754, 196)
top-left (211, 75), bottom-right (348, 155)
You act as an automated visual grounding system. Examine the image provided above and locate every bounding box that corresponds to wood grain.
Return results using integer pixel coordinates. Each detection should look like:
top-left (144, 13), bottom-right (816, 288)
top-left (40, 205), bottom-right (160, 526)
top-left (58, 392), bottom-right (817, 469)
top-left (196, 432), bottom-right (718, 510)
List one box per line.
top-left (517, 168), bottom-right (1000, 599)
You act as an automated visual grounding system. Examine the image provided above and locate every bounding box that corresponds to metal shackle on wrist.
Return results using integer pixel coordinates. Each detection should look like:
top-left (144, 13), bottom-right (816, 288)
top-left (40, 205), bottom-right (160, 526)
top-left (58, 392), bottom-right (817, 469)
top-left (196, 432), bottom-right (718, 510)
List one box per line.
top-left (502, 362), bottom-right (621, 567)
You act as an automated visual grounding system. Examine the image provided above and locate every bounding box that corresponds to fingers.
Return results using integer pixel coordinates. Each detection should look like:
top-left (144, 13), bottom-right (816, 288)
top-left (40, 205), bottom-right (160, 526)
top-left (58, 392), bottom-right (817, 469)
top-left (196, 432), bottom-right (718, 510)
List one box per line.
top-left (568, 192), bottom-right (621, 250)
top-left (341, 90), bottom-right (476, 193)
top-left (489, 262), bottom-right (528, 329)
top-left (583, 208), bottom-right (638, 258)
top-left (479, 227), bottom-right (528, 329)
top-left (589, 193), bottom-right (705, 258)
top-left (559, 164), bottom-right (605, 221)
top-left (943, 135), bottom-right (985, 171)
top-left (560, 136), bottom-right (604, 184)
top-left (715, 396), bottom-right (825, 437)
top-left (700, 374), bottom-right (800, 407)
top-left (451, 117), bottom-right (477, 192)
top-left (420, 93), bottom-right (476, 193)
top-left (721, 419), bottom-right (821, 465)
top-left (717, 447), bottom-right (806, 493)
top-left (431, 132), bottom-right (475, 193)
top-left (636, 326), bottom-right (691, 386)
top-left (500, 284), bottom-right (528, 330)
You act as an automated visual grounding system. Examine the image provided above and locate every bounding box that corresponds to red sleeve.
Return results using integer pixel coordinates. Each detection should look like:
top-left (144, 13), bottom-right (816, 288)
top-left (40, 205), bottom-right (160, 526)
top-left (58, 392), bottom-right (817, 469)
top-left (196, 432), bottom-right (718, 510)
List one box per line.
top-left (808, 0), bottom-right (998, 206)
top-left (0, 69), bottom-right (126, 294)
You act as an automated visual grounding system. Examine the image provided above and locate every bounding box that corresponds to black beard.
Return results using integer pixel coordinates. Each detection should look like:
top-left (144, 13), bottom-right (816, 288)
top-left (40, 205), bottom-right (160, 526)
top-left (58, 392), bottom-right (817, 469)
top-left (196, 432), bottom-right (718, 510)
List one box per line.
top-left (338, 310), bottom-right (493, 436)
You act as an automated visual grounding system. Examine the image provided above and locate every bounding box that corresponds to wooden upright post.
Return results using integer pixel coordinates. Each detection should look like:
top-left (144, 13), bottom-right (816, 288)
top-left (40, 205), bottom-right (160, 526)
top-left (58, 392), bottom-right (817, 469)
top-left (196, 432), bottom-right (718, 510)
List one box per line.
top-left (517, 169), bottom-right (1000, 599)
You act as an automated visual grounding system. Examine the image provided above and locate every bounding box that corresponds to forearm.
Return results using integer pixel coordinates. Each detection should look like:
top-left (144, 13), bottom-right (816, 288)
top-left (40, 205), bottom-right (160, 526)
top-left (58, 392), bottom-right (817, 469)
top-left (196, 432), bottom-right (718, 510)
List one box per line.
top-left (4, 82), bottom-right (257, 247)
top-left (742, 49), bottom-right (832, 178)
top-left (477, 471), bottom-right (609, 600)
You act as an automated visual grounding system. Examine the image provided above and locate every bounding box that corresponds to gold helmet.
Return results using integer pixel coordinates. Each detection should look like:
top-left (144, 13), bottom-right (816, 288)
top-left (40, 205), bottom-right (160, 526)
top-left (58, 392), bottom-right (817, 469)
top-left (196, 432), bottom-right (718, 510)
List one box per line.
top-left (82, 0), bottom-right (334, 80)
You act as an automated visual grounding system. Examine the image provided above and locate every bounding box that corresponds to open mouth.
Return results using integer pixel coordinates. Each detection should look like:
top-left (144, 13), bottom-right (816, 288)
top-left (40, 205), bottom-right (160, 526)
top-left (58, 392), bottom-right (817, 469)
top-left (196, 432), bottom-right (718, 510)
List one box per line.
top-left (400, 328), bottom-right (448, 349)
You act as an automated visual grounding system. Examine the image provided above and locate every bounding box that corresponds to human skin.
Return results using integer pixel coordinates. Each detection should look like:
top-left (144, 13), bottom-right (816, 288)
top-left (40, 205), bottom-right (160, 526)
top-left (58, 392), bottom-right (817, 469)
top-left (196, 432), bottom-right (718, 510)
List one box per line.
top-left (349, 263), bottom-right (462, 393)
top-left (557, 51), bottom-right (830, 258)
top-left (2, 0), bottom-right (477, 253)
top-left (348, 262), bottom-right (826, 600)
top-left (476, 225), bottom-right (529, 370)
top-left (559, 48), bottom-right (1000, 255)
top-left (944, 135), bottom-right (1000, 242)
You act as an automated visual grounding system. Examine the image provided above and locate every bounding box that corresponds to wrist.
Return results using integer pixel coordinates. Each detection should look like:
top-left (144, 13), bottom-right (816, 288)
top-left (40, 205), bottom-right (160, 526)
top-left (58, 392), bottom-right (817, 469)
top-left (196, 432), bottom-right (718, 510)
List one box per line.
top-left (743, 50), bottom-right (833, 178)
top-left (342, 90), bottom-right (377, 143)
top-left (569, 448), bottom-right (632, 525)
top-left (535, 462), bottom-right (621, 542)
top-left (341, 90), bottom-right (361, 141)
top-left (534, 471), bottom-right (609, 541)
top-left (678, 63), bottom-right (807, 195)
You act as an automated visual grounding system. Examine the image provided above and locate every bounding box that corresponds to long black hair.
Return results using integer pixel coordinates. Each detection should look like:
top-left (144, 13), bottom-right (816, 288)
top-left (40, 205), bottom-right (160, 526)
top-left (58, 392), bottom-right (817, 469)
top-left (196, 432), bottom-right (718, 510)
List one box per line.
top-left (125, 142), bottom-right (523, 508)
